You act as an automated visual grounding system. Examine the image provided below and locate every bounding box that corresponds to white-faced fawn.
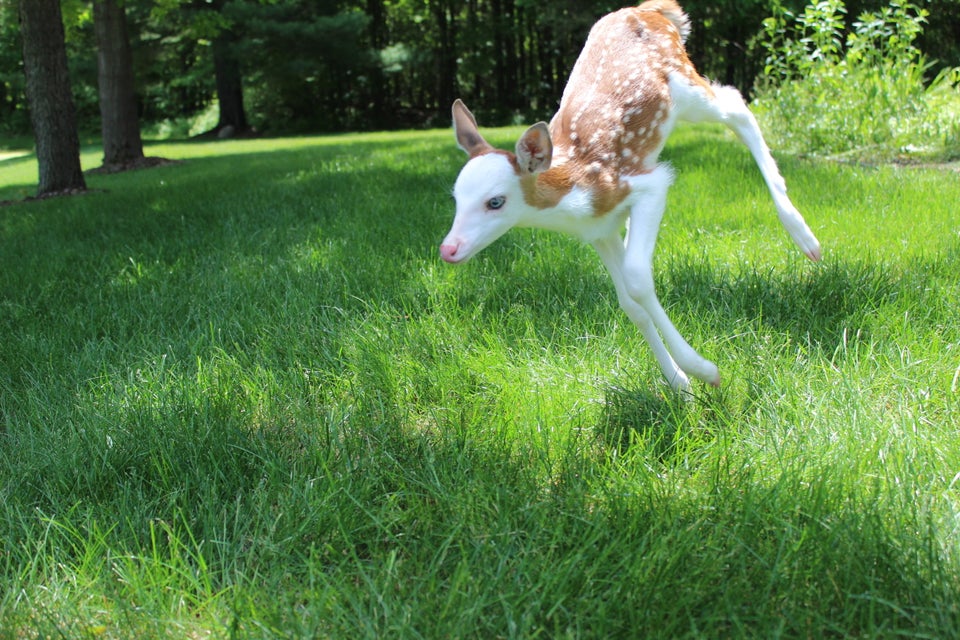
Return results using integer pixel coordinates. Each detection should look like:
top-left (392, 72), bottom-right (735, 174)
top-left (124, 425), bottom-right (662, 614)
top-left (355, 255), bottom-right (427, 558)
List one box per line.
top-left (440, 0), bottom-right (821, 393)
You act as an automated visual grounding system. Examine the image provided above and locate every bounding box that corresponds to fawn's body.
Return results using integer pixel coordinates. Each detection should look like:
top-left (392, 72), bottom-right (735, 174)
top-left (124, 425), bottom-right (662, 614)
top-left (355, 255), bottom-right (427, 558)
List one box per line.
top-left (441, 0), bottom-right (821, 392)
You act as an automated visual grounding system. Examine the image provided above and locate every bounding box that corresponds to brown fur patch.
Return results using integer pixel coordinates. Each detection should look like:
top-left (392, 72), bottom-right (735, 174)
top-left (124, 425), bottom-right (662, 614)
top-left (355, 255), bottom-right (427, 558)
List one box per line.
top-left (520, 165), bottom-right (574, 210)
top-left (541, 2), bottom-right (712, 216)
top-left (505, 2), bottom-right (712, 219)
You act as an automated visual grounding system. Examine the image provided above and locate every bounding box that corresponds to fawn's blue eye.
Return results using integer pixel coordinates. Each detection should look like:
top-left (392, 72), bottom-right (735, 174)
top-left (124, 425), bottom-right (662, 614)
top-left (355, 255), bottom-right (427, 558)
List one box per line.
top-left (486, 196), bottom-right (506, 210)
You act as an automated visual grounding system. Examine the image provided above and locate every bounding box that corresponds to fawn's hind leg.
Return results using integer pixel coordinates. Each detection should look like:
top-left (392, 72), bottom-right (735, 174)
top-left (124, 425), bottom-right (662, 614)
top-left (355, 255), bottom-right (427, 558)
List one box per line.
top-left (670, 75), bottom-right (822, 261)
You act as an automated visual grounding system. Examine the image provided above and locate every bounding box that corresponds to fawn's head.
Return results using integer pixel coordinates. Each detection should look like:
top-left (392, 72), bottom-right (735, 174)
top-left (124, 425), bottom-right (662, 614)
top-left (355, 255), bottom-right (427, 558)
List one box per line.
top-left (440, 100), bottom-right (552, 263)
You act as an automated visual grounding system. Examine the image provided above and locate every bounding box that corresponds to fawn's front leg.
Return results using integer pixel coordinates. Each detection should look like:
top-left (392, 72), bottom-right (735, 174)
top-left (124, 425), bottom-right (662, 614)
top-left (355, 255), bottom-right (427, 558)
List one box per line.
top-left (620, 166), bottom-right (721, 387)
top-left (592, 233), bottom-right (692, 393)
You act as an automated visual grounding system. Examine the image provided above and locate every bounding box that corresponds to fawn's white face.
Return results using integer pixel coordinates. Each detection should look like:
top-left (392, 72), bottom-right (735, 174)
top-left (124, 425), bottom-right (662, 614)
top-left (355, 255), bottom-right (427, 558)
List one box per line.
top-left (441, 101), bottom-right (552, 264)
top-left (441, 153), bottom-right (525, 264)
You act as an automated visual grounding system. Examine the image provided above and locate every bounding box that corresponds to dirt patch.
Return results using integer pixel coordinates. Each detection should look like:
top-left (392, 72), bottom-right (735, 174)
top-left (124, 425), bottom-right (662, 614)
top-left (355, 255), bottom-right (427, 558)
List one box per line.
top-left (890, 159), bottom-right (960, 173)
top-left (85, 156), bottom-right (182, 175)
top-left (0, 187), bottom-right (104, 208)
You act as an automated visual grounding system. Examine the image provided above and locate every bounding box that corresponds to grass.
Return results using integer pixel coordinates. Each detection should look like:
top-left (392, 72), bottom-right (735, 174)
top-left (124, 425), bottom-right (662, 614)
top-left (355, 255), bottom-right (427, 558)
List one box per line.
top-left (1, 124), bottom-right (959, 638)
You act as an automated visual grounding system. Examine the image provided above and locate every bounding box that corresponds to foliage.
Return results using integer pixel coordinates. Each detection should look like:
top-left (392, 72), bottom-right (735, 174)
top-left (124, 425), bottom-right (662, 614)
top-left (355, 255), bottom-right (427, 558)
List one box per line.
top-left (230, 1), bottom-right (374, 132)
top-left (3, 0), bottom-right (960, 139)
top-left (0, 0), bottom-right (28, 136)
top-left (128, 2), bottom-right (217, 125)
top-left (1, 127), bottom-right (960, 636)
top-left (752, 0), bottom-right (960, 159)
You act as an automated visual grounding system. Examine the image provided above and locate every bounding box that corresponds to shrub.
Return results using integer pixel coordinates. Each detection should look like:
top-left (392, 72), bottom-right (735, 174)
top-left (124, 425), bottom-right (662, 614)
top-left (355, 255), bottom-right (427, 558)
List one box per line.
top-left (751, 0), bottom-right (960, 160)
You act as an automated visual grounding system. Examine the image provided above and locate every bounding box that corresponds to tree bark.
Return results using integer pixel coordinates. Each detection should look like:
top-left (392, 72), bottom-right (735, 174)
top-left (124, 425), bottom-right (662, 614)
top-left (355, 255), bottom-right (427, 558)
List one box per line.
top-left (431, 0), bottom-right (458, 117)
top-left (94, 0), bottom-right (145, 169)
top-left (19, 0), bottom-right (86, 196)
top-left (212, 32), bottom-right (247, 135)
top-left (366, 0), bottom-right (388, 128)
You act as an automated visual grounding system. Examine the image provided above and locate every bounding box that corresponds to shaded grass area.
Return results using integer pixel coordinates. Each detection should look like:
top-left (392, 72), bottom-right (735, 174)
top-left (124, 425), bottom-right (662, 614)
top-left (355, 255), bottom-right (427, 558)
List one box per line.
top-left (1, 127), bottom-right (959, 637)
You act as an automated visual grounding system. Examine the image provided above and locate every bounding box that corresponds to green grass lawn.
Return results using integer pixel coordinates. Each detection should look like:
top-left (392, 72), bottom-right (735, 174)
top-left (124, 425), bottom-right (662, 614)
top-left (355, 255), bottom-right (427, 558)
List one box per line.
top-left (1, 126), bottom-right (959, 638)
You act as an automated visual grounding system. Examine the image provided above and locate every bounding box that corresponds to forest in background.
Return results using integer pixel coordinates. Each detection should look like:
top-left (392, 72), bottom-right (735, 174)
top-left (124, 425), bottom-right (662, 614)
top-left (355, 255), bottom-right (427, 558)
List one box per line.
top-left (2, 0), bottom-right (959, 138)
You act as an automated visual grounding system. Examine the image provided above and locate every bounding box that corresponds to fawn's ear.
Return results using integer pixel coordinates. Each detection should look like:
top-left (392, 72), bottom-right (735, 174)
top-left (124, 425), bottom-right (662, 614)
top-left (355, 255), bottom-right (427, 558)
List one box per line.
top-left (453, 100), bottom-right (492, 158)
top-left (515, 122), bottom-right (552, 174)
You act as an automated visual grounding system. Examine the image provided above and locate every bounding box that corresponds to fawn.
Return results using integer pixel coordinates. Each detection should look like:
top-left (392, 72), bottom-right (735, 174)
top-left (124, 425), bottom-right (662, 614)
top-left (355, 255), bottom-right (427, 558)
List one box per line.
top-left (440, 0), bottom-right (821, 393)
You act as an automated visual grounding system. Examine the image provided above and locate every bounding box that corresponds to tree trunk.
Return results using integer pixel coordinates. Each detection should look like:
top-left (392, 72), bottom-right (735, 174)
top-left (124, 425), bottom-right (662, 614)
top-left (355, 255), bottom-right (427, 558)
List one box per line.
top-left (366, 0), bottom-right (389, 128)
top-left (431, 0), bottom-right (458, 117)
top-left (94, 0), bottom-right (145, 169)
top-left (19, 0), bottom-right (86, 197)
top-left (212, 32), bottom-right (247, 135)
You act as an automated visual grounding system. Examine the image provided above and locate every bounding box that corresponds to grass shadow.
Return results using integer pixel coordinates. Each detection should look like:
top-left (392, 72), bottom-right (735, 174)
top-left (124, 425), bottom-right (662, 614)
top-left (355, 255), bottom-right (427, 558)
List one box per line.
top-left (661, 254), bottom-right (904, 354)
top-left (595, 383), bottom-right (695, 460)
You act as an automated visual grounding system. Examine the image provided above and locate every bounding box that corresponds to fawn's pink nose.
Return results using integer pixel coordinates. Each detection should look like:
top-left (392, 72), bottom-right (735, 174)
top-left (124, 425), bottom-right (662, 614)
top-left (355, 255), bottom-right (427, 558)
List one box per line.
top-left (440, 242), bottom-right (461, 263)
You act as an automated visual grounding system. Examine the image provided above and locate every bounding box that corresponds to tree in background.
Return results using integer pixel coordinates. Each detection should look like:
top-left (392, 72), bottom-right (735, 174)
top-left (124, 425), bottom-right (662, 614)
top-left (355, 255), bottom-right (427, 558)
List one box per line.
top-left (147, 0), bottom-right (249, 136)
top-left (93, 0), bottom-right (147, 169)
top-left (210, 0), bottom-right (248, 135)
top-left (18, 0), bottom-right (86, 196)
top-left (227, 0), bottom-right (373, 132)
